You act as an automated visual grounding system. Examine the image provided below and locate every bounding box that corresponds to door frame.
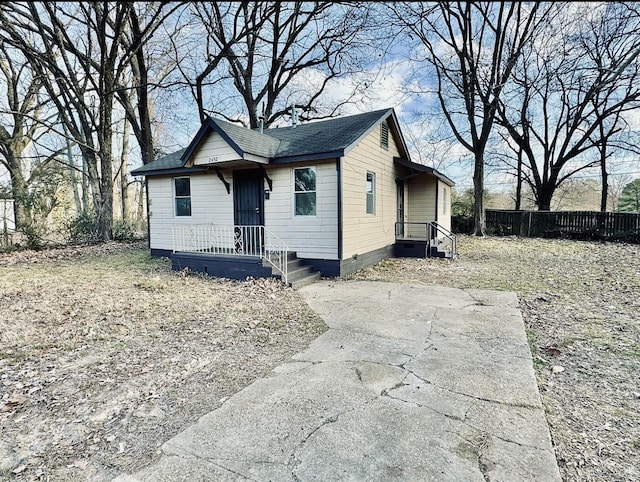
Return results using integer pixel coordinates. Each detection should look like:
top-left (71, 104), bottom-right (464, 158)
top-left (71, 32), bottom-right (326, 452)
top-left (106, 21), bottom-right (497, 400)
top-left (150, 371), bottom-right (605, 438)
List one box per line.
top-left (396, 180), bottom-right (405, 238)
top-left (233, 169), bottom-right (265, 226)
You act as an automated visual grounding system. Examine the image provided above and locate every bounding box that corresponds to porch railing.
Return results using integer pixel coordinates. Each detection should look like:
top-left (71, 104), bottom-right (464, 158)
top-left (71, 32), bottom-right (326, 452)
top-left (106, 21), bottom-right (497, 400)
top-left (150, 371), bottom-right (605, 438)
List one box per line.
top-left (395, 221), bottom-right (457, 259)
top-left (171, 224), bottom-right (288, 284)
top-left (428, 221), bottom-right (457, 259)
top-left (395, 222), bottom-right (429, 240)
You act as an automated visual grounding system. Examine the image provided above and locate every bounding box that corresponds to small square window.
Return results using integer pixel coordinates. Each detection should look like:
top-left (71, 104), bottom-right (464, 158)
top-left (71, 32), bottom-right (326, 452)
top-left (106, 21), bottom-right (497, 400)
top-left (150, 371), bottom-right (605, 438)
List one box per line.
top-left (174, 177), bottom-right (191, 216)
top-left (294, 167), bottom-right (316, 216)
top-left (366, 172), bottom-right (376, 215)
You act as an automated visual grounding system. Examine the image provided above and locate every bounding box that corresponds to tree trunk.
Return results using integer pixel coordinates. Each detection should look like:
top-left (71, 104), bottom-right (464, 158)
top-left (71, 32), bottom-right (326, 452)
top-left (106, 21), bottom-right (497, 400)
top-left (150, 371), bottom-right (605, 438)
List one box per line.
top-left (599, 122), bottom-right (609, 212)
top-left (120, 117), bottom-right (131, 222)
top-left (65, 131), bottom-right (83, 214)
top-left (97, 104), bottom-right (114, 241)
top-left (8, 162), bottom-right (31, 231)
top-left (136, 179), bottom-right (146, 232)
top-left (600, 167), bottom-right (609, 212)
top-left (473, 152), bottom-right (485, 236)
top-left (537, 186), bottom-right (554, 211)
top-left (515, 147), bottom-right (523, 210)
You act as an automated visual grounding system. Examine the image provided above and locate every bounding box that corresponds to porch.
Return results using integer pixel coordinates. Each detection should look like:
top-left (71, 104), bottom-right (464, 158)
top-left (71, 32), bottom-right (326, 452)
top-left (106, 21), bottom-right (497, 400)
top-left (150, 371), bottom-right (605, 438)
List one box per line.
top-left (394, 222), bottom-right (457, 259)
top-left (171, 224), bottom-right (320, 288)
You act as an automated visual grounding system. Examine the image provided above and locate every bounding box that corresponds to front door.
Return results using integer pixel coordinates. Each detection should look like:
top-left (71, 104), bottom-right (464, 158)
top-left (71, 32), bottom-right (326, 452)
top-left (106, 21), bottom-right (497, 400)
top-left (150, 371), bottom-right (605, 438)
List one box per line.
top-left (396, 181), bottom-right (405, 238)
top-left (233, 169), bottom-right (264, 254)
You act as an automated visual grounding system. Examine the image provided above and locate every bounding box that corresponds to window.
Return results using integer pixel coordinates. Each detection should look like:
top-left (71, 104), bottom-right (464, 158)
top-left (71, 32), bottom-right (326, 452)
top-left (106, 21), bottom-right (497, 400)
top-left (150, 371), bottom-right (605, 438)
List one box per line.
top-left (443, 188), bottom-right (448, 215)
top-left (174, 177), bottom-right (191, 216)
top-left (294, 167), bottom-right (316, 216)
top-left (380, 122), bottom-right (389, 150)
top-left (366, 171), bottom-right (376, 215)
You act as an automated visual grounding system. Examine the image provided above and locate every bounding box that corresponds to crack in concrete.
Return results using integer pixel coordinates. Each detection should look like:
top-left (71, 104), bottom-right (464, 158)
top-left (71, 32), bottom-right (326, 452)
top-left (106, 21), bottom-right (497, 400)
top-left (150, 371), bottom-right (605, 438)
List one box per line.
top-left (400, 366), bottom-right (540, 410)
top-left (286, 396), bottom-right (377, 480)
top-left (382, 390), bottom-right (464, 422)
top-left (383, 386), bottom-right (551, 454)
top-left (160, 452), bottom-right (261, 481)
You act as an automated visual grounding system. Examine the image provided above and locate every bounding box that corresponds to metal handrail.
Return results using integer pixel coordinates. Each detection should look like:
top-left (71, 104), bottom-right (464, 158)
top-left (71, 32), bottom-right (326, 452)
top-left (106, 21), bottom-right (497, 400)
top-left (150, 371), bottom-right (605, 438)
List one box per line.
top-left (171, 224), bottom-right (289, 284)
top-left (428, 222), bottom-right (457, 259)
top-left (263, 227), bottom-right (288, 285)
top-left (395, 222), bottom-right (430, 240)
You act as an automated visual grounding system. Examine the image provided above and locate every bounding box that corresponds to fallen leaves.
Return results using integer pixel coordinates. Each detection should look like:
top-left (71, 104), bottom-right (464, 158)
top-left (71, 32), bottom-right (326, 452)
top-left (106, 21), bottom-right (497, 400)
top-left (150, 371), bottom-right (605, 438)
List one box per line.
top-left (0, 243), bottom-right (327, 480)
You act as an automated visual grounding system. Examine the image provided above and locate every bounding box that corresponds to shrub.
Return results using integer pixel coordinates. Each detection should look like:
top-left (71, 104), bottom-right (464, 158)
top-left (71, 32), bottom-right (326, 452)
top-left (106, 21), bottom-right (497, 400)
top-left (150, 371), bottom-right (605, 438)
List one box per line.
top-left (112, 220), bottom-right (136, 241)
top-left (65, 212), bottom-right (99, 243)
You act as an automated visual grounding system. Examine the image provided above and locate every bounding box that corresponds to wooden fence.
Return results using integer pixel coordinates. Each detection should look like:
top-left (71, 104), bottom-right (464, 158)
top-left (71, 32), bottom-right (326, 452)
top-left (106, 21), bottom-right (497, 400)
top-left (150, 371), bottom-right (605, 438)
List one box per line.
top-left (485, 209), bottom-right (640, 243)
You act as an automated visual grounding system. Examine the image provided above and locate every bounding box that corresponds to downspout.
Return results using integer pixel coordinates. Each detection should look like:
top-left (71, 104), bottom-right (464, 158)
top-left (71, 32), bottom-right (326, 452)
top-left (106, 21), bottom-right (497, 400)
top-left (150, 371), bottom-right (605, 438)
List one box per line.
top-left (337, 158), bottom-right (343, 261)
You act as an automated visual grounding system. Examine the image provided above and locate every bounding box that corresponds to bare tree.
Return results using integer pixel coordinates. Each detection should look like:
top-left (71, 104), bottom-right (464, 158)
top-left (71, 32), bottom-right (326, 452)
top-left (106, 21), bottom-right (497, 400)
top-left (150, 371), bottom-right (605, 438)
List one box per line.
top-left (496, 2), bottom-right (640, 211)
top-left (0, 2), bottom-right (179, 239)
top-left (0, 42), bottom-right (64, 236)
top-left (173, 2), bottom-right (378, 128)
top-left (390, 2), bottom-right (550, 235)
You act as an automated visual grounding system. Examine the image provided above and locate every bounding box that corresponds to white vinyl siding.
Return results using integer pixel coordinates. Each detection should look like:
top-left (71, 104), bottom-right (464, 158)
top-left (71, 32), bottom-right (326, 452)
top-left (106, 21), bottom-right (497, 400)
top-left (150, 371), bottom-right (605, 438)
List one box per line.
top-left (341, 124), bottom-right (402, 259)
top-left (148, 173), bottom-right (234, 251)
top-left (189, 130), bottom-right (269, 166)
top-left (264, 162), bottom-right (338, 259)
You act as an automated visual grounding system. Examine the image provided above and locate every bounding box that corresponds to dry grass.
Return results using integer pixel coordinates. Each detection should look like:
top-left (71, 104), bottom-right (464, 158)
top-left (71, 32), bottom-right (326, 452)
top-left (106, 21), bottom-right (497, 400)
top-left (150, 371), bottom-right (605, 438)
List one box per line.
top-left (351, 235), bottom-right (640, 482)
top-left (0, 242), bottom-right (327, 481)
top-left (2, 237), bottom-right (638, 481)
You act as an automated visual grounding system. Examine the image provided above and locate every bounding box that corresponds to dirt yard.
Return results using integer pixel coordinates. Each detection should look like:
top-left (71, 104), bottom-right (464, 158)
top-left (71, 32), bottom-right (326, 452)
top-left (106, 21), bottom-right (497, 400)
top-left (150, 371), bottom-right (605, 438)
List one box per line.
top-left (1, 237), bottom-right (638, 481)
top-left (351, 235), bottom-right (640, 482)
top-left (0, 242), bottom-right (327, 481)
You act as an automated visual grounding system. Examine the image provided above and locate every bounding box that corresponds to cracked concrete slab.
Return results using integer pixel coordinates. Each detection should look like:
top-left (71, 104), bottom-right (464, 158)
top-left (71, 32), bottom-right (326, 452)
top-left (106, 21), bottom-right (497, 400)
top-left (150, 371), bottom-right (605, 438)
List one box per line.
top-left (113, 280), bottom-right (560, 482)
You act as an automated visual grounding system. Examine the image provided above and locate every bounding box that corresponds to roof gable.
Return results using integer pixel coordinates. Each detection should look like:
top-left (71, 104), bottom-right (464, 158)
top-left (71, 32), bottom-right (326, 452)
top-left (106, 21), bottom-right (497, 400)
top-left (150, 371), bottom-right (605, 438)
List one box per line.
top-left (180, 117), bottom-right (281, 164)
top-left (131, 107), bottom-right (414, 175)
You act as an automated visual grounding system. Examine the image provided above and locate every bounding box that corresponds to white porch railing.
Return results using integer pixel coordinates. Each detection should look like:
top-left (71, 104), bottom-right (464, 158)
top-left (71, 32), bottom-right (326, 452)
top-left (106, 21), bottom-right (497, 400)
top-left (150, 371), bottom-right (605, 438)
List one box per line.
top-left (171, 224), bottom-right (288, 284)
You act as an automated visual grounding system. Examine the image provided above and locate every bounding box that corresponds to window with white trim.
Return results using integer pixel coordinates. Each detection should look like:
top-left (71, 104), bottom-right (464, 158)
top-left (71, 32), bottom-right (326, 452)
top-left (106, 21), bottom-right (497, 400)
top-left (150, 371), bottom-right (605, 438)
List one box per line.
top-left (443, 188), bottom-right (448, 215)
top-left (293, 167), bottom-right (316, 216)
top-left (174, 177), bottom-right (191, 216)
top-left (366, 171), bottom-right (376, 215)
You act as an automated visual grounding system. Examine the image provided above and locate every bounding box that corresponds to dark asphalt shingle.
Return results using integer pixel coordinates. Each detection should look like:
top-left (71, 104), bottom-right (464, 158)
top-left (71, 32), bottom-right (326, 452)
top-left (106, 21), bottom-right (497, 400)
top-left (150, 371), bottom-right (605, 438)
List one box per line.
top-left (131, 109), bottom-right (393, 175)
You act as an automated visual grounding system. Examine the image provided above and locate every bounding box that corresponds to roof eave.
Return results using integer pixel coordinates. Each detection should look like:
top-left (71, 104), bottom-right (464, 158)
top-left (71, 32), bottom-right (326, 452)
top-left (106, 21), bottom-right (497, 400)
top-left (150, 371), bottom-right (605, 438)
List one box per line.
top-left (394, 157), bottom-right (455, 186)
top-left (270, 150), bottom-right (344, 164)
top-left (131, 166), bottom-right (209, 177)
top-left (180, 117), bottom-right (245, 164)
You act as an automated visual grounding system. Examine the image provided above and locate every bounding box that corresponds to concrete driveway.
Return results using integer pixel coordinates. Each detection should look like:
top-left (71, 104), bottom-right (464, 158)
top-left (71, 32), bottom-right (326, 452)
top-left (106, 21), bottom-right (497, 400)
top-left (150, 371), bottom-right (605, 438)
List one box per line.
top-left (115, 280), bottom-right (560, 481)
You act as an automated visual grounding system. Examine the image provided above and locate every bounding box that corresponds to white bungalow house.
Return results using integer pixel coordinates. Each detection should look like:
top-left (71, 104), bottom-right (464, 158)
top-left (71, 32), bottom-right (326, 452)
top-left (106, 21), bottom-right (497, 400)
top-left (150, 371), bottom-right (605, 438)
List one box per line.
top-left (131, 108), bottom-right (456, 288)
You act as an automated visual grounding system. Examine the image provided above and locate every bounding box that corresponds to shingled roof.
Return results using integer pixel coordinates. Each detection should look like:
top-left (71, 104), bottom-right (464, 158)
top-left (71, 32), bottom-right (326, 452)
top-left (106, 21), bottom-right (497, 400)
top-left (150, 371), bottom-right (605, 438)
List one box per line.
top-left (131, 108), bottom-right (401, 176)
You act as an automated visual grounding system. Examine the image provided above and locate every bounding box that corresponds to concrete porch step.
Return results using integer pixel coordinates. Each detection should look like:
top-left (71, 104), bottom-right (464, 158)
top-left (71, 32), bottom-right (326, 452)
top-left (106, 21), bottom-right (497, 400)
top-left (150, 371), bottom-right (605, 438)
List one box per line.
top-left (265, 252), bottom-right (322, 289)
top-left (289, 271), bottom-right (321, 290)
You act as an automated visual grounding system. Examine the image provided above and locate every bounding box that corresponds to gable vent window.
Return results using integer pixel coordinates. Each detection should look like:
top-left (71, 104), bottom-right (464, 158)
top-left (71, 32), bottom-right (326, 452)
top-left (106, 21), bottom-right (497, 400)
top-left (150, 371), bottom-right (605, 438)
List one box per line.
top-left (380, 122), bottom-right (389, 150)
top-left (174, 177), bottom-right (191, 216)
